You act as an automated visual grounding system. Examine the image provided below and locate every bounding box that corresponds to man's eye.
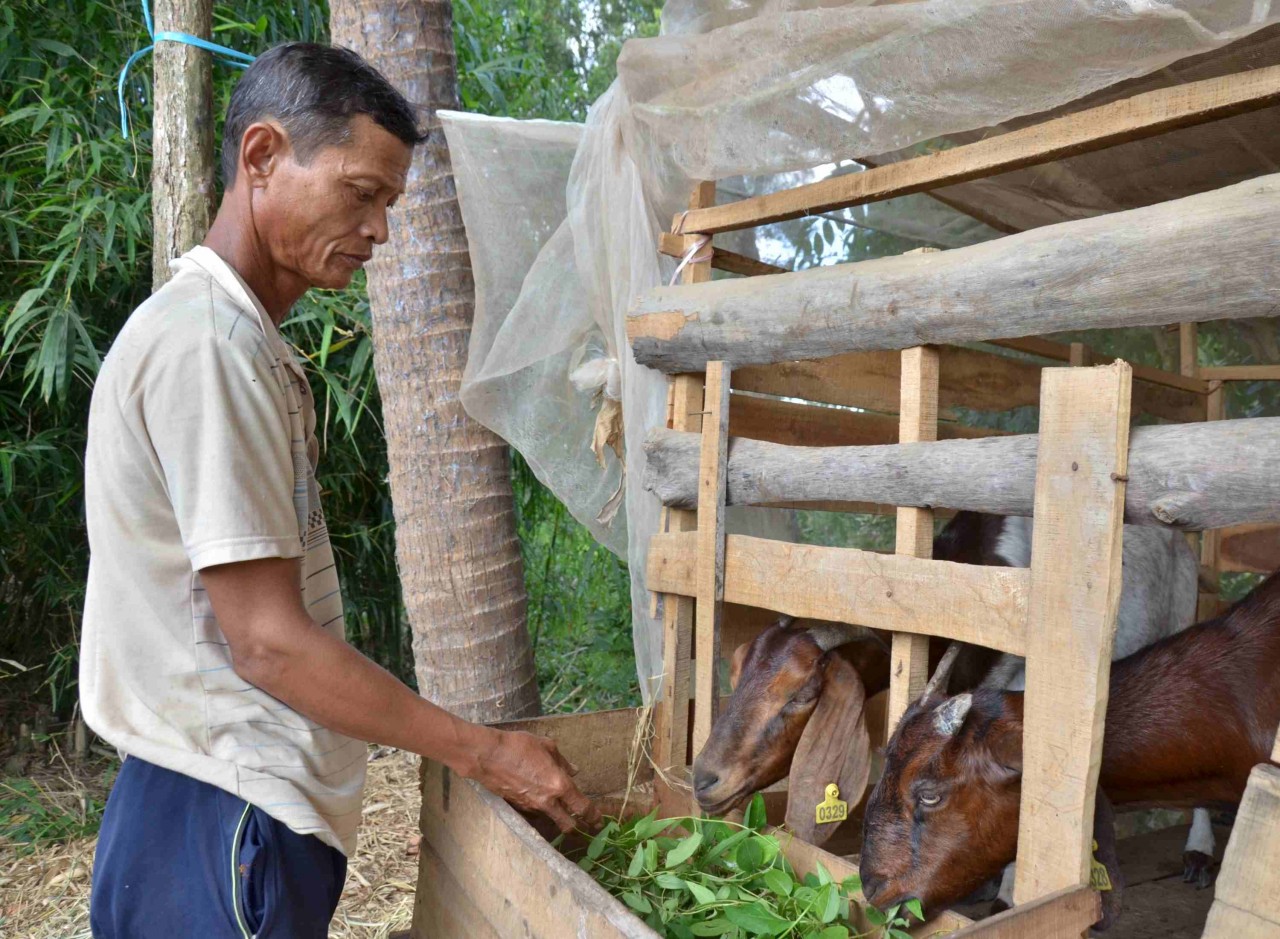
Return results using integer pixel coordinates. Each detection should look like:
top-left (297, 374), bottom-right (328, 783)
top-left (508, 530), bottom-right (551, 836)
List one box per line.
top-left (351, 186), bottom-right (374, 202)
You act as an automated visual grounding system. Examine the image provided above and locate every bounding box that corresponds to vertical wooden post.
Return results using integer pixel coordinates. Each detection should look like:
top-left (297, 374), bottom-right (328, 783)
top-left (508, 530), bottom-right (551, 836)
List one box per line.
top-left (886, 346), bottom-right (939, 733)
top-left (1179, 322), bottom-right (1222, 619)
top-left (1069, 342), bottom-right (1092, 367)
top-left (1014, 363), bottom-right (1132, 908)
top-left (693, 362), bottom-right (731, 755)
top-left (1199, 380), bottom-right (1226, 620)
top-left (151, 0), bottom-right (215, 291)
top-left (1179, 322), bottom-right (1199, 379)
top-left (653, 181), bottom-right (715, 775)
top-left (1201, 763), bottom-right (1280, 937)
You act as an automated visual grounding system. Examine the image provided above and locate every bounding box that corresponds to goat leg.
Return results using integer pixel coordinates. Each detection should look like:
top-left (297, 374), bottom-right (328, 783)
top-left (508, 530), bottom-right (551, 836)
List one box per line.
top-left (1181, 807), bottom-right (1215, 889)
top-left (1090, 789), bottom-right (1124, 935)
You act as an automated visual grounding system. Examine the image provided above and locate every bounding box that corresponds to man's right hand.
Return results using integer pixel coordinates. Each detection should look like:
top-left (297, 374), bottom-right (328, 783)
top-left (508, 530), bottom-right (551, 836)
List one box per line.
top-left (465, 727), bottom-right (603, 834)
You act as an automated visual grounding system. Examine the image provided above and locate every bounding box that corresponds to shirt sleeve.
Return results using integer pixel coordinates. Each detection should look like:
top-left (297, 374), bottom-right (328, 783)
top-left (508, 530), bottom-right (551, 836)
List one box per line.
top-left (145, 328), bottom-right (304, 571)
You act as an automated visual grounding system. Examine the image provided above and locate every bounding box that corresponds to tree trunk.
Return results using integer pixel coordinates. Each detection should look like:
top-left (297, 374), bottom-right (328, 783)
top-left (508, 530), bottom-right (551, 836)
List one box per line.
top-left (627, 174), bottom-right (1280, 372)
top-left (151, 0), bottom-right (215, 290)
top-left (330, 0), bottom-right (539, 722)
top-left (643, 418), bottom-right (1280, 532)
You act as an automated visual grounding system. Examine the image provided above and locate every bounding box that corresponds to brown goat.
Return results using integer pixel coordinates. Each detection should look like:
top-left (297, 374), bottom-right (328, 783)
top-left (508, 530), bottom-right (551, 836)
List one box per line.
top-left (690, 617), bottom-right (897, 834)
top-left (859, 570), bottom-right (1280, 923)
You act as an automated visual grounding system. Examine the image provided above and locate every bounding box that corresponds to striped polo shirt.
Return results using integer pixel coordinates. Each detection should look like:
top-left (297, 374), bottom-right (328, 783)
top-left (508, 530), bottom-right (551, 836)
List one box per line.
top-left (81, 246), bottom-right (365, 855)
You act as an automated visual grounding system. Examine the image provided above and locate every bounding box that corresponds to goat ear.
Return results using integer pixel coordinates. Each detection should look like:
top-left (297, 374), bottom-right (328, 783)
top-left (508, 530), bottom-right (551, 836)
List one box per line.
top-left (985, 719), bottom-right (1024, 779)
top-left (785, 654), bottom-right (870, 848)
top-left (729, 642), bottom-right (751, 691)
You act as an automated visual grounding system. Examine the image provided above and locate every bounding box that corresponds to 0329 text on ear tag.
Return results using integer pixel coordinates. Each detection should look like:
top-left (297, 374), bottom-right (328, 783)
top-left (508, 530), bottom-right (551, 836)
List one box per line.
top-left (1089, 839), bottom-right (1113, 892)
top-left (815, 783), bottom-right (848, 825)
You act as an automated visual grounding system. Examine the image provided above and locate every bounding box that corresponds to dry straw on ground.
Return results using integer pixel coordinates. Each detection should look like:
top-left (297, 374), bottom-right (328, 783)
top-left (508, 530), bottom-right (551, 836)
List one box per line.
top-left (1, 746), bottom-right (422, 939)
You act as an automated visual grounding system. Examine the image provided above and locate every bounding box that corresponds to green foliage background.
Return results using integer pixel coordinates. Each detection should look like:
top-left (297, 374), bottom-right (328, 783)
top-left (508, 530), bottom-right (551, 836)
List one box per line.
top-left (0, 0), bottom-right (658, 718)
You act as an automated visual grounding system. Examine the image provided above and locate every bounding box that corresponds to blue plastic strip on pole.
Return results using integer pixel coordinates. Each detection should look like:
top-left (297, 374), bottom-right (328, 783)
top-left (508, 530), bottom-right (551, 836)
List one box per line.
top-left (118, 0), bottom-right (258, 139)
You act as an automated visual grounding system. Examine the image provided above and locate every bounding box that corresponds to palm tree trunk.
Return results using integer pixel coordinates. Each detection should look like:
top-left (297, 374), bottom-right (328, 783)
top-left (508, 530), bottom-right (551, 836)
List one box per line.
top-left (151, 0), bottom-right (214, 290)
top-left (330, 0), bottom-right (540, 723)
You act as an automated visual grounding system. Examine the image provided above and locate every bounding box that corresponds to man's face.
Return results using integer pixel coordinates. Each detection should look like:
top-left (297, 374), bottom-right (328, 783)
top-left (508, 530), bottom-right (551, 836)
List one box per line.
top-left (253, 114), bottom-right (412, 290)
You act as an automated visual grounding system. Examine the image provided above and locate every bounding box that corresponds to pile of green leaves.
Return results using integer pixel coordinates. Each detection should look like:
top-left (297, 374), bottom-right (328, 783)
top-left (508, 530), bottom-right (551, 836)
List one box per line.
top-left (564, 794), bottom-right (923, 939)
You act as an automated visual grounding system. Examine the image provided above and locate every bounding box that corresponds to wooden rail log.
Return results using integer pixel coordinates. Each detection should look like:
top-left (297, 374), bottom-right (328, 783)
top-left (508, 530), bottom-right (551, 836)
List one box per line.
top-left (643, 416), bottom-right (1280, 531)
top-left (627, 175), bottom-right (1280, 372)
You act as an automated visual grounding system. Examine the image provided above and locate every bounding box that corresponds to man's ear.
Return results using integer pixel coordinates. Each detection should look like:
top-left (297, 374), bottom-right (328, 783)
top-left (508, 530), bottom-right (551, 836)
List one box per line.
top-left (238, 121), bottom-right (289, 189)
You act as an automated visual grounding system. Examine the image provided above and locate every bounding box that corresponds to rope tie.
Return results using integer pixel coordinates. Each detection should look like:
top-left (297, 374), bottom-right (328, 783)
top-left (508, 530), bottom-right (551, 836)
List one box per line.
top-left (668, 235), bottom-right (712, 286)
top-left (118, 0), bottom-right (258, 139)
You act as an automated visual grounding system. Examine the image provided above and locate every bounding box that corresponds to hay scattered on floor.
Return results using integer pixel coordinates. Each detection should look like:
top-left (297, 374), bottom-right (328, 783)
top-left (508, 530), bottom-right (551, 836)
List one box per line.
top-left (0, 747), bottom-right (422, 938)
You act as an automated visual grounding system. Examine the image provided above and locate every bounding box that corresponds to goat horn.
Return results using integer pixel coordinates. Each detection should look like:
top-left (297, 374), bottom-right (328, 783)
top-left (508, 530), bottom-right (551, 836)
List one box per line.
top-left (806, 621), bottom-right (878, 652)
top-left (933, 693), bottom-right (973, 737)
top-left (920, 641), bottom-right (962, 702)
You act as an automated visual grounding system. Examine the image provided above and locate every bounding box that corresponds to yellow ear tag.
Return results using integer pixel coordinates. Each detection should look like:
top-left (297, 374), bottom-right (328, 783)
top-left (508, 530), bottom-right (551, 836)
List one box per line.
top-left (815, 784), bottom-right (848, 825)
top-left (1089, 840), bottom-right (1112, 892)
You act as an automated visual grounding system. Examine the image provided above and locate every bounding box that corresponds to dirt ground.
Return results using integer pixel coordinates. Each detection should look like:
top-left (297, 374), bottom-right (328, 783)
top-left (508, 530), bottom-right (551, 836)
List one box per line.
top-left (0, 745), bottom-right (421, 939)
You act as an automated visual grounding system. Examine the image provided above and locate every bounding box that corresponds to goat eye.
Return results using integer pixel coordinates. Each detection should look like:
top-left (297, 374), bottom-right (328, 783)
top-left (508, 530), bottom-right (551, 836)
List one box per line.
top-left (918, 791), bottom-right (941, 807)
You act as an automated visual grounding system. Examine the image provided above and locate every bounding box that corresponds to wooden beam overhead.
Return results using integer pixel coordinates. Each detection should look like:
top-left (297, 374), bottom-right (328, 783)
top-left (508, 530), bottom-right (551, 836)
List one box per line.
top-left (672, 65), bottom-right (1280, 235)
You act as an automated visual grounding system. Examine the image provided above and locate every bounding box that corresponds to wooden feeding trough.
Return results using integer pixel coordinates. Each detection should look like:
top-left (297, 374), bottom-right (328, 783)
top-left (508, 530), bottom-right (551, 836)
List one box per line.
top-left (413, 47), bottom-right (1280, 939)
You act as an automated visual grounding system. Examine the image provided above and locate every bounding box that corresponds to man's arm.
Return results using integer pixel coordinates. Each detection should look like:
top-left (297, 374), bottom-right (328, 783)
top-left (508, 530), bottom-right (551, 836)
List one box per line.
top-left (200, 556), bottom-right (601, 833)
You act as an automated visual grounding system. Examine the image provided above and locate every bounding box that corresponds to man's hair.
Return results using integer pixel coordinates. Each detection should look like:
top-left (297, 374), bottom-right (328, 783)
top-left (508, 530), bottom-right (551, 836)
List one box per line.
top-left (221, 42), bottom-right (426, 186)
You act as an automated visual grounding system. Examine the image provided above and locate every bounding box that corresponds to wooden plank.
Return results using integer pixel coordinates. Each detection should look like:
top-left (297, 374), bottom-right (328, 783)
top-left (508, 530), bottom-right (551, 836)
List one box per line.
top-left (950, 886), bottom-right (1100, 939)
top-left (732, 343), bottom-right (1202, 422)
top-left (728, 392), bottom-right (1006, 447)
top-left (415, 838), bottom-right (504, 939)
top-left (1202, 901), bottom-right (1280, 939)
top-left (628, 176), bottom-right (1280, 373)
top-left (734, 346), bottom-right (1042, 417)
top-left (760, 499), bottom-right (960, 518)
top-left (647, 531), bottom-right (1031, 656)
top-left (992, 336), bottom-right (1208, 396)
top-left (419, 760), bottom-right (659, 939)
top-left (1219, 523), bottom-right (1280, 574)
top-left (1201, 764), bottom-right (1280, 938)
top-left (653, 376), bottom-right (702, 773)
top-left (659, 232), bottom-right (788, 277)
top-left (1178, 323), bottom-right (1205, 609)
top-left (694, 362), bottom-right (731, 755)
top-left (1199, 381), bottom-right (1227, 619)
top-left (888, 346), bottom-right (938, 734)
top-left (1014, 363), bottom-right (1132, 905)
top-left (653, 182), bottom-right (717, 774)
top-left (1180, 323), bottom-right (1199, 378)
top-left (1200, 364), bottom-right (1280, 382)
top-left (673, 65), bottom-right (1280, 236)
top-left (643, 416), bottom-right (1280, 532)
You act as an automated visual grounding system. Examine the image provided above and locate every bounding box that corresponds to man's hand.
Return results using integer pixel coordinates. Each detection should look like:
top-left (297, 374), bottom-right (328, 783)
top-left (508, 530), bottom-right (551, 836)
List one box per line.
top-left (466, 728), bottom-right (602, 834)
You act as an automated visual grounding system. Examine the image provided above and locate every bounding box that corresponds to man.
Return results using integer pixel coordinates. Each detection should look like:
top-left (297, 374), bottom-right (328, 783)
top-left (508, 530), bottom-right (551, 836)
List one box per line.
top-left (83, 43), bottom-right (600, 938)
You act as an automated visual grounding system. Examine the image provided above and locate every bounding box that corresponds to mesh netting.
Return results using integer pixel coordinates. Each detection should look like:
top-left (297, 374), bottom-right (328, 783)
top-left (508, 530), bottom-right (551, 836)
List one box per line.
top-left (441, 0), bottom-right (1280, 701)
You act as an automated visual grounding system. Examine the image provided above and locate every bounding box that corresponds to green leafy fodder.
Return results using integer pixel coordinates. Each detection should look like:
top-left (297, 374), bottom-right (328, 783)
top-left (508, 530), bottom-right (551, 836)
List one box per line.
top-left (562, 794), bottom-right (924, 939)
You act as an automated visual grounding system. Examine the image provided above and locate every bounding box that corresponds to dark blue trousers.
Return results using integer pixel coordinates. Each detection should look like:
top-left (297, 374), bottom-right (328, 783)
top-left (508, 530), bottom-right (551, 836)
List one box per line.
top-left (90, 756), bottom-right (347, 938)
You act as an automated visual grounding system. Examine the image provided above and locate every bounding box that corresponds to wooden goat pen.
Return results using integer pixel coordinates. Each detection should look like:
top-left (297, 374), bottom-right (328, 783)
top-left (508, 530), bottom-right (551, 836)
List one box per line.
top-left (629, 59), bottom-right (1280, 939)
top-left (412, 50), bottom-right (1280, 939)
